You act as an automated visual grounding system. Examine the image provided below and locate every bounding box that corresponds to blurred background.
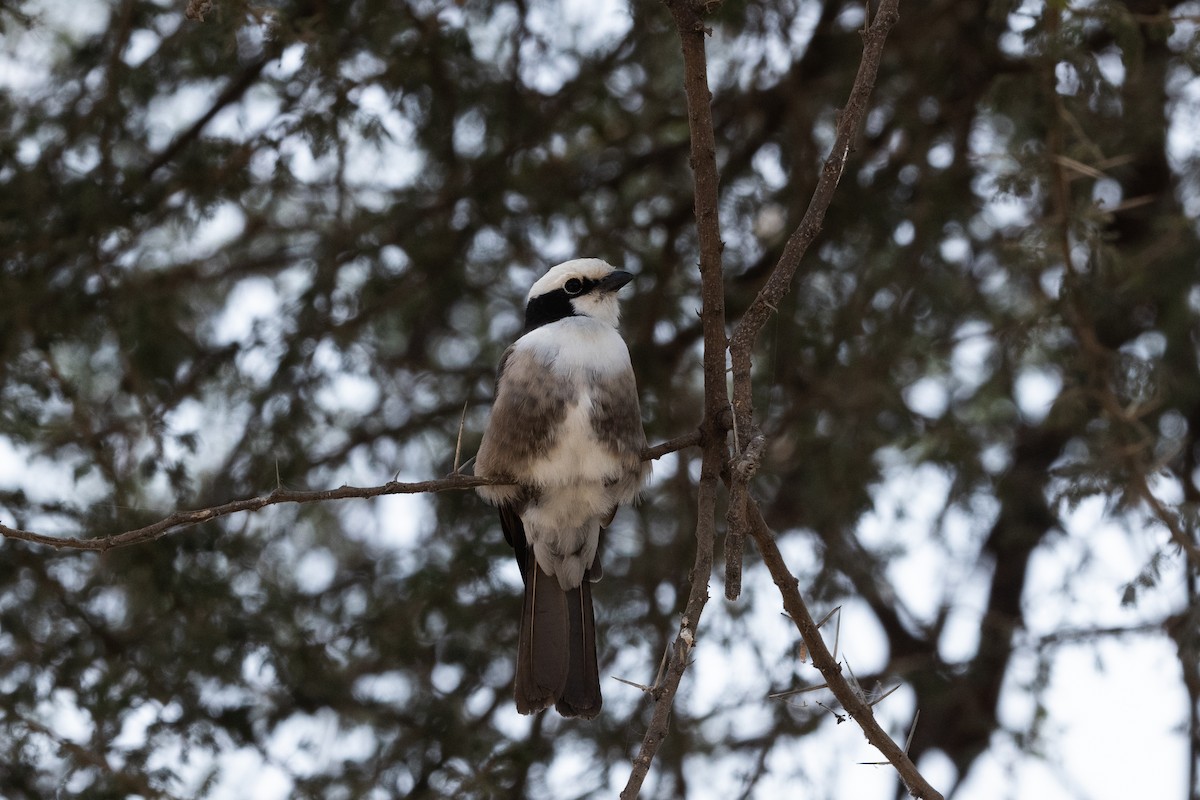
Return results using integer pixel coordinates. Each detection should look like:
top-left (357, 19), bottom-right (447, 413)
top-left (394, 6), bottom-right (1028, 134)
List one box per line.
top-left (1, 0), bottom-right (1198, 797)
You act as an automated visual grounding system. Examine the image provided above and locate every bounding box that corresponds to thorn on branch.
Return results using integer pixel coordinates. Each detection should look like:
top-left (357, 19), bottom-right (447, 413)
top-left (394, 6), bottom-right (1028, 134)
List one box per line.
top-left (904, 710), bottom-right (920, 755)
top-left (768, 682), bottom-right (829, 701)
top-left (867, 682), bottom-right (901, 708)
top-left (454, 399), bottom-right (469, 473)
top-left (613, 675), bottom-right (656, 694)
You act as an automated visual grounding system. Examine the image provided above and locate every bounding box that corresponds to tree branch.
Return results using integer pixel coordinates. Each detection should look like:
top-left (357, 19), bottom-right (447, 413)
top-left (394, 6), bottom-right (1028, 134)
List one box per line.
top-left (0, 475), bottom-right (493, 552)
top-left (742, 494), bottom-right (944, 800)
top-left (0, 436), bottom-right (702, 552)
top-left (142, 50), bottom-right (277, 180)
top-left (641, 429), bottom-right (703, 462)
top-left (725, 0), bottom-right (900, 449)
top-left (623, 1), bottom-right (729, 795)
top-left (722, 0), bottom-right (900, 599)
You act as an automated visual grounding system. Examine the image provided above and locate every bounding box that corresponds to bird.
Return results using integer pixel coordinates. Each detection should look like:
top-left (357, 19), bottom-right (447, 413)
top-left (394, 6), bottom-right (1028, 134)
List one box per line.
top-left (475, 257), bottom-right (648, 718)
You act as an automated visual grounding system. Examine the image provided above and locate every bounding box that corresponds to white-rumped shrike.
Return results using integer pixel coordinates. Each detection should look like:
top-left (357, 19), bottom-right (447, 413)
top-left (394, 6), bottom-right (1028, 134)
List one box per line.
top-left (475, 258), bottom-right (648, 718)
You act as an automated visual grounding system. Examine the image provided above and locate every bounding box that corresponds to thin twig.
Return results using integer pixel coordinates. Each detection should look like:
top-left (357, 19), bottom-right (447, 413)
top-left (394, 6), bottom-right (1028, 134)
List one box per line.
top-left (623, 0), bottom-right (729, 795)
top-left (722, 0), bottom-right (899, 605)
top-left (0, 432), bottom-right (701, 552)
top-left (0, 475), bottom-right (500, 552)
top-left (743, 494), bottom-right (943, 800)
top-left (142, 50), bottom-right (277, 179)
top-left (640, 429), bottom-right (703, 462)
top-left (726, 0), bottom-right (901, 456)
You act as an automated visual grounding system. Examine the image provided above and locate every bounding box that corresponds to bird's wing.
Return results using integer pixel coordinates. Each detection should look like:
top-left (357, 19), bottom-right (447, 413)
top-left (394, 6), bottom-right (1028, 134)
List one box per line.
top-left (589, 365), bottom-right (647, 463)
top-left (499, 501), bottom-right (529, 584)
top-left (475, 345), bottom-right (575, 482)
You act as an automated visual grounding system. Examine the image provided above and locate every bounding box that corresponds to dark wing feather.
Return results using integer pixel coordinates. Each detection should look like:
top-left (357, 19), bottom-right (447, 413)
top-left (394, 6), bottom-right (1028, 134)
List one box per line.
top-left (499, 503), bottom-right (529, 584)
top-left (588, 367), bottom-right (647, 459)
top-left (475, 347), bottom-right (575, 481)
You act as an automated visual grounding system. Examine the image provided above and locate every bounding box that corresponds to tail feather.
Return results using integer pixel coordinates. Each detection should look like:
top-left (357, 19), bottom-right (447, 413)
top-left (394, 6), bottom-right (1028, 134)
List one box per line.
top-left (515, 559), bottom-right (568, 714)
top-left (555, 572), bottom-right (601, 718)
top-left (514, 557), bottom-right (602, 718)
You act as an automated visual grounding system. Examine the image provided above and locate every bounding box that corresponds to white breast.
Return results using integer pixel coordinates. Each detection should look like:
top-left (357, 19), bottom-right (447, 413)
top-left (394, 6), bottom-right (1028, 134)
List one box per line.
top-left (514, 317), bottom-right (633, 490)
top-left (520, 316), bottom-right (632, 375)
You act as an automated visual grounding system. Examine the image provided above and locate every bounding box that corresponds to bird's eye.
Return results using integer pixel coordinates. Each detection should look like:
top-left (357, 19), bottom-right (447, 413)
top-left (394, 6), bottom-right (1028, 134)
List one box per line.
top-left (564, 278), bottom-right (584, 295)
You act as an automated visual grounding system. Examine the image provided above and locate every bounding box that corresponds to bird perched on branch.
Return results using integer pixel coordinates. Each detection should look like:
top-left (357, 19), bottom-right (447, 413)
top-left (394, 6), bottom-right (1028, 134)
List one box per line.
top-left (475, 258), bottom-right (648, 718)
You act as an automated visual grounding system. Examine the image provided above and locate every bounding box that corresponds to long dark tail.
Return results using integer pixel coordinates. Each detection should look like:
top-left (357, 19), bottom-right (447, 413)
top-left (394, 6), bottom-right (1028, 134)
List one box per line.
top-left (515, 557), bottom-right (602, 718)
top-left (555, 571), bottom-right (600, 718)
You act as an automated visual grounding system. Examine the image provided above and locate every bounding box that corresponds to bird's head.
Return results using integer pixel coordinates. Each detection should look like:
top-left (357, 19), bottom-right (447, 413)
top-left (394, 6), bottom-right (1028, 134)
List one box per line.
top-left (523, 258), bottom-right (633, 332)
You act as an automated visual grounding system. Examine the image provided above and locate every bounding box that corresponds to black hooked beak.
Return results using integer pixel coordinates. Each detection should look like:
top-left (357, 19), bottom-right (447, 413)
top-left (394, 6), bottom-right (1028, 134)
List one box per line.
top-left (597, 270), bottom-right (633, 293)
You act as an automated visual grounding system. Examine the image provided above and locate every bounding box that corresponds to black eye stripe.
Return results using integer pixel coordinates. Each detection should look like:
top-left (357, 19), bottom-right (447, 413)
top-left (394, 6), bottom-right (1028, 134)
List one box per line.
top-left (523, 276), bottom-right (601, 331)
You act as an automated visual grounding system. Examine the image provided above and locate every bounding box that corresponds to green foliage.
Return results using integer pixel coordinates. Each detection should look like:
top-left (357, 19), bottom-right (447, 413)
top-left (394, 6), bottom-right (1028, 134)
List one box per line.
top-left (2, 1), bottom-right (1199, 798)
